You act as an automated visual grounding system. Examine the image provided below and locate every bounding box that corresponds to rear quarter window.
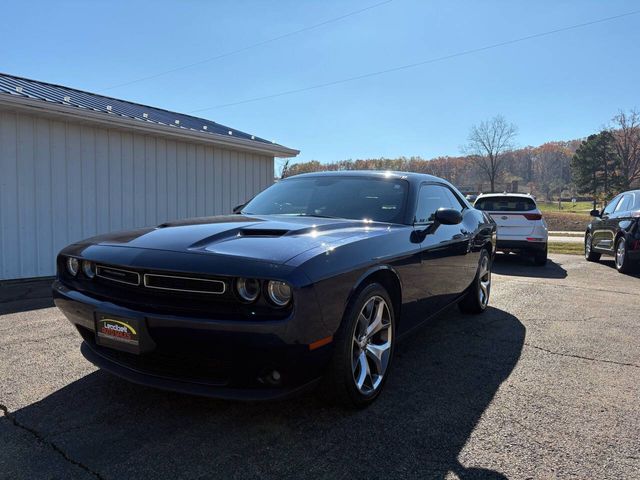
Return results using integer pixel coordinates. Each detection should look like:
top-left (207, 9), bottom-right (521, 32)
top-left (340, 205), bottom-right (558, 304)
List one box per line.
top-left (475, 196), bottom-right (537, 212)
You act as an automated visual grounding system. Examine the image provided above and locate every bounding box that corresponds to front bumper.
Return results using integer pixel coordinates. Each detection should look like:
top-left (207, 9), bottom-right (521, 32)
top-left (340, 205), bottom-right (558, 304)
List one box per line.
top-left (53, 281), bottom-right (331, 400)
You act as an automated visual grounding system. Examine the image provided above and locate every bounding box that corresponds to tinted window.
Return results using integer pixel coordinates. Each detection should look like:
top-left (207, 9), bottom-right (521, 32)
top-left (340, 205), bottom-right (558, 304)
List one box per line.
top-left (443, 187), bottom-right (464, 211)
top-left (243, 176), bottom-right (408, 224)
top-left (474, 196), bottom-right (536, 212)
top-left (634, 193), bottom-right (640, 210)
top-left (415, 185), bottom-right (455, 223)
top-left (614, 194), bottom-right (633, 213)
top-left (603, 196), bottom-right (620, 215)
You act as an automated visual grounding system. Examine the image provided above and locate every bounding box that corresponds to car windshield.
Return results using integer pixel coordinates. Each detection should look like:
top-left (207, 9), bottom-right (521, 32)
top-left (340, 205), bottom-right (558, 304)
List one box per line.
top-left (475, 196), bottom-right (536, 212)
top-left (243, 176), bottom-right (408, 224)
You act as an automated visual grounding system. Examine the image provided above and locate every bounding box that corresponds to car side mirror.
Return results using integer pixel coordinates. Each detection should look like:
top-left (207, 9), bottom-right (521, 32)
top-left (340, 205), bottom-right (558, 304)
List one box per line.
top-left (589, 209), bottom-right (600, 217)
top-left (232, 203), bottom-right (245, 214)
top-left (434, 208), bottom-right (463, 225)
top-left (411, 208), bottom-right (464, 242)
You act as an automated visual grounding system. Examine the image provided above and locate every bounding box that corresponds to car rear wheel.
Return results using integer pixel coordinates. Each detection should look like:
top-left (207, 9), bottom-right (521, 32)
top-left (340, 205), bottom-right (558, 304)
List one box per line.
top-left (533, 244), bottom-right (548, 266)
top-left (585, 233), bottom-right (601, 262)
top-left (615, 237), bottom-right (636, 274)
top-left (324, 283), bottom-right (395, 407)
top-left (458, 249), bottom-right (491, 314)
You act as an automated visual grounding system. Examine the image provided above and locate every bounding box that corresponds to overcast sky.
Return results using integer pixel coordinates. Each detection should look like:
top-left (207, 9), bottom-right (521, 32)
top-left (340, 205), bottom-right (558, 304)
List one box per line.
top-left (2, 0), bottom-right (639, 166)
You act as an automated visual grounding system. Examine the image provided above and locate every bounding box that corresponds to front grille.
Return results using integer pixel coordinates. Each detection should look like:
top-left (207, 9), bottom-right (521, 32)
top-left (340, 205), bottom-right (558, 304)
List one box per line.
top-left (143, 274), bottom-right (226, 295)
top-left (59, 260), bottom-right (292, 321)
top-left (96, 265), bottom-right (140, 286)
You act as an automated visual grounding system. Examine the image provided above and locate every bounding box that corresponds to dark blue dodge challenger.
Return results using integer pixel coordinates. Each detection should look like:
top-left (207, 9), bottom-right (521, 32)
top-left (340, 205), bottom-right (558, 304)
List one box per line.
top-left (54, 171), bottom-right (496, 406)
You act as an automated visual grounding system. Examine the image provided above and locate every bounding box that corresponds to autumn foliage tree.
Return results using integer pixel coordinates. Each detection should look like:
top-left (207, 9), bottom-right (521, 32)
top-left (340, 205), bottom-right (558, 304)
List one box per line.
top-left (609, 109), bottom-right (640, 189)
top-left (284, 109), bottom-right (639, 198)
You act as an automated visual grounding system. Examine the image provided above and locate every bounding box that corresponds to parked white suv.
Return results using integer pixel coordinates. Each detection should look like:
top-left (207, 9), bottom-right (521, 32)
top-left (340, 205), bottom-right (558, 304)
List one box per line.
top-left (474, 193), bottom-right (548, 265)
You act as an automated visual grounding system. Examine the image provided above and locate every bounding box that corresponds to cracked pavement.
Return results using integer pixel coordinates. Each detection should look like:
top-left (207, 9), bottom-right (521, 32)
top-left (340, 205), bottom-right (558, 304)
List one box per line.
top-left (1, 254), bottom-right (639, 479)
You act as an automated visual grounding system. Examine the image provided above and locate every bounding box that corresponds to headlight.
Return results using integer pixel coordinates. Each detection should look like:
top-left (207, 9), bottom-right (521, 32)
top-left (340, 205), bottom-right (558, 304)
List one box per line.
top-left (66, 257), bottom-right (80, 276)
top-left (82, 260), bottom-right (96, 279)
top-left (266, 281), bottom-right (292, 306)
top-left (236, 278), bottom-right (260, 302)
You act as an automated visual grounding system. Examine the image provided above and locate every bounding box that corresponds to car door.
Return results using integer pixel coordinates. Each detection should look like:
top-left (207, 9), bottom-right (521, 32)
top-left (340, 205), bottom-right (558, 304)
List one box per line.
top-left (610, 193), bottom-right (635, 242)
top-left (592, 195), bottom-right (621, 252)
top-left (441, 186), bottom-right (479, 288)
top-left (410, 183), bottom-right (472, 324)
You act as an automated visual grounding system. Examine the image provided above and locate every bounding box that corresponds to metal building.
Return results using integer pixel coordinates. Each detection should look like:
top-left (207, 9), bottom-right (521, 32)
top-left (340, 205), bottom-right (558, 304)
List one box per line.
top-left (0, 73), bottom-right (298, 280)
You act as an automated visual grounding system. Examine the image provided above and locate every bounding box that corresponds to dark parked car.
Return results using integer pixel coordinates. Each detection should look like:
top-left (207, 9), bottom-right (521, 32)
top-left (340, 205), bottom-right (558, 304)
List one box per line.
top-left (53, 171), bottom-right (496, 406)
top-left (585, 189), bottom-right (640, 273)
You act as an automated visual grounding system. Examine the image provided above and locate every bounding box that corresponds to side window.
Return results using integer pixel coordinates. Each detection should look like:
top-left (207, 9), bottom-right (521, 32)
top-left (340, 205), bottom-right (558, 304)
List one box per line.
top-left (603, 196), bottom-right (620, 216)
top-left (415, 185), bottom-right (454, 223)
top-left (614, 194), bottom-right (632, 213)
top-left (443, 187), bottom-right (464, 212)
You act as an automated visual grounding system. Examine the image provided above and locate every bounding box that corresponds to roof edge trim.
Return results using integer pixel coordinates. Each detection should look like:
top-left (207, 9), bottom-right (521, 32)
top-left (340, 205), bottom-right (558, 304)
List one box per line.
top-left (0, 93), bottom-right (300, 158)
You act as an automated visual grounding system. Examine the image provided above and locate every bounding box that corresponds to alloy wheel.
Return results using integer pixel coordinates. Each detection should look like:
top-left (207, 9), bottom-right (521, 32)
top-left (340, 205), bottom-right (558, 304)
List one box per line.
top-left (351, 295), bottom-right (393, 395)
top-left (478, 254), bottom-right (491, 307)
top-left (585, 234), bottom-right (592, 259)
top-left (616, 239), bottom-right (626, 269)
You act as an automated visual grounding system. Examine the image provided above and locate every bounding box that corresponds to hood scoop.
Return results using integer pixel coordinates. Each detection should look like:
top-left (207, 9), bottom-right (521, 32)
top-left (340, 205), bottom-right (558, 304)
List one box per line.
top-left (238, 228), bottom-right (289, 237)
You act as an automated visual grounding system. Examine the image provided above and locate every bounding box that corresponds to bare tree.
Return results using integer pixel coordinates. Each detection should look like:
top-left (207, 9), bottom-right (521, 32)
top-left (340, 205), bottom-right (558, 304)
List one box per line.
top-left (278, 158), bottom-right (291, 179)
top-left (465, 115), bottom-right (518, 192)
top-left (609, 109), bottom-right (640, 189)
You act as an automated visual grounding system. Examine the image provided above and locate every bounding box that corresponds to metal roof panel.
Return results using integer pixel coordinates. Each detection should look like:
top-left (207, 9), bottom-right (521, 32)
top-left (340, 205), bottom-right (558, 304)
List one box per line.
top-left (0, 72), bottom-right (285, 149)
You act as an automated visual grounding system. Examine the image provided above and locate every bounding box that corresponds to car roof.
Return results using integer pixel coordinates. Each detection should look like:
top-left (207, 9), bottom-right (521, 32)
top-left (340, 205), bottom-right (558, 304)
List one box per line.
top-left (285, 170), bottom-right (446, 186)
top-left (476, 192), bottom-right (535, 199)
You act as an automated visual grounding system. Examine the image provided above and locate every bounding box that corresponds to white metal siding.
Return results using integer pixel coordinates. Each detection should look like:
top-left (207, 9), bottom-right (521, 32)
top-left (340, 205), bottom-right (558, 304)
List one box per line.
top-left (0, 110), bottom-right (274, 280)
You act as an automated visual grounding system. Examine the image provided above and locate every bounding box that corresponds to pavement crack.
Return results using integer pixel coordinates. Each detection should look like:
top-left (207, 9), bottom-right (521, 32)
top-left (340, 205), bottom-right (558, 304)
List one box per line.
top-left (522, 342), bottom-right (640, 369)
top-left (0, 402), bottom-right (106, 480)
top-left (0, 333), bottom-right (70, 349)
top-left (457, 329), bottom-right (640, 369)
top-left (497, 278), bottom-right (639, 297)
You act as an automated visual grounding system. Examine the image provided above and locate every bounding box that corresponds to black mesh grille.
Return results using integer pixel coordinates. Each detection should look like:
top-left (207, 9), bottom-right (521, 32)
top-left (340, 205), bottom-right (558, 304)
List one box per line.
top-left (144, 274), bottom-right (225, 294)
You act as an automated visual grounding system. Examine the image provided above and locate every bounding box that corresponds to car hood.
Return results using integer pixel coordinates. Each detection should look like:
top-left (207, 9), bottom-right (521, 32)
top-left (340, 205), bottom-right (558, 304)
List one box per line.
top-left (80, 214), bottom-right (395, 265)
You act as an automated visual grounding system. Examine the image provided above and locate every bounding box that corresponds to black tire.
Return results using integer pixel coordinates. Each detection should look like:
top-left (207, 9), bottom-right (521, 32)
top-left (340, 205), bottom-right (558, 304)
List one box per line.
top-left (615, 237), bottom-right (636, 274)
top-left (323, 283), bottom-right (396, 408)
top-left (585, 233), bottom-right (601, 262)
top-left (458, 249), bottom-right (491, 314)
top-left (533, 245), bottom-right (548, 266)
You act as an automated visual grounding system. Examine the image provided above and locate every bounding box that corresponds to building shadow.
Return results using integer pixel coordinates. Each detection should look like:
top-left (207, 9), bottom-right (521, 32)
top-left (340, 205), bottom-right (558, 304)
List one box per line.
top-left (1, 307), bottom-right (524, 479)
top-left (0, 277), bottom-right (54, 315)
top-left (492, 253), bottom-right (568, 279)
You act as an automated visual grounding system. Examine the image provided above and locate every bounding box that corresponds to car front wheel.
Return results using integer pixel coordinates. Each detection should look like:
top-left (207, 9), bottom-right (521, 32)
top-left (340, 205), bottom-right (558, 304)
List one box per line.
top-left (585, 233), bottom-right (601, 262)
top-left (324, 283), bottom-right (395, 407)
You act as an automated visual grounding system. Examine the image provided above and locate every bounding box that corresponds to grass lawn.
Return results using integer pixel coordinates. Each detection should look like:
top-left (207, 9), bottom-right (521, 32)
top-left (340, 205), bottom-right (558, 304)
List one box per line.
top-left (542, 211), bottom-right (591, 232)
top-left (537, 200), bottom-right (594, 213)
top-left (548, 241), bottom-right (584, 255)
top-left (548, 231), bottom-right (583, 237)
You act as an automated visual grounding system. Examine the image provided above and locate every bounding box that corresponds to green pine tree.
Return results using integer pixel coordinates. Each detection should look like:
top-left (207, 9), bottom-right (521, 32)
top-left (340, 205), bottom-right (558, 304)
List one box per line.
top-left (571, 131), bottom-right (621, 207)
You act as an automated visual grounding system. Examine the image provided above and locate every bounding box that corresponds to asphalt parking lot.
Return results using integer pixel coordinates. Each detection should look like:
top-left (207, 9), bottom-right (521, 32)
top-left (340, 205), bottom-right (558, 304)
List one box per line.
top-left (1, 254), bottom-right (639, 480)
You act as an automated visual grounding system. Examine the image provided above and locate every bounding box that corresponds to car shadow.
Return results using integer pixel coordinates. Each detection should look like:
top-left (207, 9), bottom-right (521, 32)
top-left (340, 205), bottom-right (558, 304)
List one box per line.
top-left (2, 307), bottom-right (524, 479)
top-left (596, 258), bottom-right (640, 278)
top-left (492, 253), bottom-right (568, 279)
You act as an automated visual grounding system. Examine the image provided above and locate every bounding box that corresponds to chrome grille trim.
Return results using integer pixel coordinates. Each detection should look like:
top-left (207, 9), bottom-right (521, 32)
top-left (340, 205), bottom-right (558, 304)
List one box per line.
top-left (143, 273), bottom-right (226, 295)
